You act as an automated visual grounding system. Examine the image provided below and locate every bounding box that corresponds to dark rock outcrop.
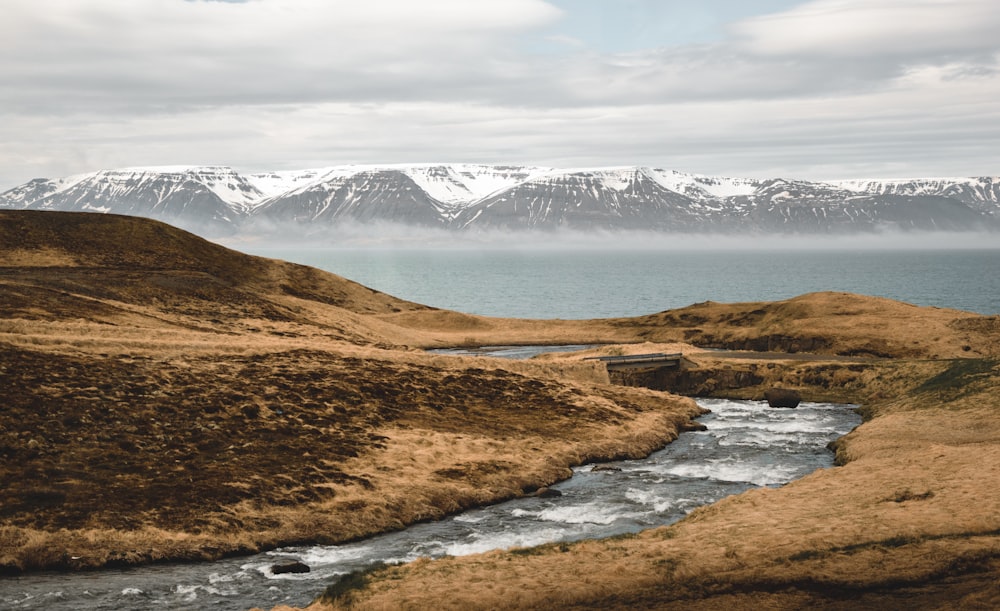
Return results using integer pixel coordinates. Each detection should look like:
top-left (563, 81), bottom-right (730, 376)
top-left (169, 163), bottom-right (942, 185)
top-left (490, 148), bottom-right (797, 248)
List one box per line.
top-left (591, 465), bottom-right (623, 473)
top-left (534, 487), bottom-right (563, 498)
top-left (272, 560), bottom-right (311, 574)
top-left (765, 388), bottom-right (801, 408)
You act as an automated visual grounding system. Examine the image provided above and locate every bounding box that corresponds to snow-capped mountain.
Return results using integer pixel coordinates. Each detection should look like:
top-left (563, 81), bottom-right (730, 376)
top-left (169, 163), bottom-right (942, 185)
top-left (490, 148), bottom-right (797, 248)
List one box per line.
top-left (453, 168), bottom-right (999, 232)
top-left (249, 164), bottom-right (550, 224)
top-left (834, 177), bottom-right (1000, 216)
top-left (453, 167), bottom-right (743, 231)
top-left (252, 168), bottom-right (454, 228)
top-left (2, 164), bottom-right (998, 236)
top-left (399, 164), bottom-right (551, 209)
top-left (244, 168), bottom-right (334, 201)
top-left (0, 167), bottom-right (262, 234)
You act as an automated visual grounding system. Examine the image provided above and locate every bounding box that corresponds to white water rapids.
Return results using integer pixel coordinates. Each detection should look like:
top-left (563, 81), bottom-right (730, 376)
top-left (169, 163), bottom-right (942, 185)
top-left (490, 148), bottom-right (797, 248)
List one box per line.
top-left (3, 394), bottom-right (860, 610)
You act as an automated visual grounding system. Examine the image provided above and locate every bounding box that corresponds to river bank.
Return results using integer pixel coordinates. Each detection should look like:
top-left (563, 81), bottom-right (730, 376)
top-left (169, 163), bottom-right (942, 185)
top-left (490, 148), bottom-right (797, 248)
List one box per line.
top-left (3, 398), bottom-right (861, 610)
top-left (285, 354), bottom-right (1000, 610)
top-left (1, 212), bottom-right (712, 576)
top-left (2, 212), bottom-right (999, 609)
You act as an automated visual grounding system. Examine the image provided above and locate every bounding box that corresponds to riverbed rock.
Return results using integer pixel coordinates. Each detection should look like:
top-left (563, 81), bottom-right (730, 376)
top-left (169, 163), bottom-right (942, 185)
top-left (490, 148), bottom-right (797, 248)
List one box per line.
top-left (765, 388), bottom-right (801, 408)
top-left (591, 465), bottom-right (623, 472)
top-left (272, 561), bottom-right (310, 574)
top-left (534, 487), bottom-right (562, 498)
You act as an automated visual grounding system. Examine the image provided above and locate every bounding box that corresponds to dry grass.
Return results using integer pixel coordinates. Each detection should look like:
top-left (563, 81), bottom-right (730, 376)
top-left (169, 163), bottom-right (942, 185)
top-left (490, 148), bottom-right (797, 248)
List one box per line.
top-left (378, 291), bottom-right (1000, 360)
top-left (0, 212), bottom-right (711, 574)
top-left (298, 361), bottom-right (1000, 611)
top-left (0, 338), bottom-right (702, 573)
top-left (3, 211), bottom-right (1000, 609)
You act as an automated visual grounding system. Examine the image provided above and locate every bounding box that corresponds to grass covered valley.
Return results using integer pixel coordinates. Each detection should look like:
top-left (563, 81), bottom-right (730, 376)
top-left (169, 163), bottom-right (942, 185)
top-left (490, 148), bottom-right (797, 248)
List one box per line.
top-left (1, 210), bottom-right (999, 609)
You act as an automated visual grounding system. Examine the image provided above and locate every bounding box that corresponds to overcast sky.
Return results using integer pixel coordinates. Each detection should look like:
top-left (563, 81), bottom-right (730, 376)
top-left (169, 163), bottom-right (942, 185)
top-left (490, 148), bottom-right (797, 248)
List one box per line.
top-left (2, 0), bottom-right (999, 189)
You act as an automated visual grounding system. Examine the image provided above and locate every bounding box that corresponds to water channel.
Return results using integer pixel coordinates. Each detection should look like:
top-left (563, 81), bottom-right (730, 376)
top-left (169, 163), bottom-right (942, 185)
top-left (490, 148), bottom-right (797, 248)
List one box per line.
top-left (3, 348), bottom-right (861, 610)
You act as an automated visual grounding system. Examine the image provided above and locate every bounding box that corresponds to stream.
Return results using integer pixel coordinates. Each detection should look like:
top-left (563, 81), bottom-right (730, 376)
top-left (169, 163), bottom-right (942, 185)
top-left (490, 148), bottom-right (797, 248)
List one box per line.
top-left (3, 348), bottom-right (861, 610)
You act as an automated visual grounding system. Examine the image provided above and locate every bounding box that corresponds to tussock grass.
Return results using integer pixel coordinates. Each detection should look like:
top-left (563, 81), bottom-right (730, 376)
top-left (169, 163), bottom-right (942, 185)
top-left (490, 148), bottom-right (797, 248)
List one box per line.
top-left (5, 212), bottom-right (1000, 608)
top-left (321, 563), bottom-right (389, 606)
top-left (0, 338), bottom-right (700, 573)
top-left (293, 359), bottom-right (1000, 611)
top-left (913, 358), bottom-right (997, 396)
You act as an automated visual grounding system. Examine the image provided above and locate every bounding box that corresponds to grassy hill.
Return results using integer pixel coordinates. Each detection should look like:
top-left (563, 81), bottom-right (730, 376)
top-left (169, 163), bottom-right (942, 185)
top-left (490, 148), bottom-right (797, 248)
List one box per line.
top-left (1, 210), bottom-right (999, 610)
top-left (0, 211), bottom-right (703, 572)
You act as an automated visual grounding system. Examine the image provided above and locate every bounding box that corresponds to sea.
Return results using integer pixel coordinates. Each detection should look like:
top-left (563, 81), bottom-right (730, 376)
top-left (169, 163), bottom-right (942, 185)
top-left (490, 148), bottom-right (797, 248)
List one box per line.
top-left (4, 241), bottom-right (993, 609)
top-left (239, 247), bottom-right (1000, 318)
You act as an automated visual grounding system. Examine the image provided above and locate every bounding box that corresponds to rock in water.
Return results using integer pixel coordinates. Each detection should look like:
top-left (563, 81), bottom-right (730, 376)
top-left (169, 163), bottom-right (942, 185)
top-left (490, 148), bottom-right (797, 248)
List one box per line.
top-left (272, 561), bottom-right (311, 574)
top-left (591, 464), bottom-right (623, 473)
top-left (765, 388), bottom-right (801, 408)
top-left (535, 487), bottom-right (563, 498)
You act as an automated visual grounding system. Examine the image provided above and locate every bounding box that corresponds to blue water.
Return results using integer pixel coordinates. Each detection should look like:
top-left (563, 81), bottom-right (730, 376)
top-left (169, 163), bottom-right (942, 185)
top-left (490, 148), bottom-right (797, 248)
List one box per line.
top-left (4, 245), bottom-right (988, 609)
top-left (241, 248), bottom-right (1000, 318)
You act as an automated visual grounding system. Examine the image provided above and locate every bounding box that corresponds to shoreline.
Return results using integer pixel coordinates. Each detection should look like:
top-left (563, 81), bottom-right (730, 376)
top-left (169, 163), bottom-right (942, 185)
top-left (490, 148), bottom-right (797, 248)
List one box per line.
top-left (2, 212), bottom-right (998, 608)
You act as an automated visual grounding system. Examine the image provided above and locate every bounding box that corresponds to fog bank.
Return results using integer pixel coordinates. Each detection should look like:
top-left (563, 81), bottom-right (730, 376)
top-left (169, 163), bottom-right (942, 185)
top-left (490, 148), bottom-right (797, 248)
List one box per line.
top-left (218, 222), bottom-right (1000, 252)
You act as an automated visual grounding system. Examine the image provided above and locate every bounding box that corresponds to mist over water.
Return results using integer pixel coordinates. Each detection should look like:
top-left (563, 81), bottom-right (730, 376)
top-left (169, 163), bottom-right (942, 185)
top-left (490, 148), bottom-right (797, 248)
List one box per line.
top-left (237, 239), bottom-right (1000, 317)
top-left (6, 231), bottom-right (988, 609)
top-left (228, 223), bottom-right (1000, 252)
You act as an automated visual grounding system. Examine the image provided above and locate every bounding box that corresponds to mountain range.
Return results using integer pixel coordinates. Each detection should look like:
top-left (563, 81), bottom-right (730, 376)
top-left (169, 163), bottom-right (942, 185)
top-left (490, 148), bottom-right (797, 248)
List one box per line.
top-left (2, 164), bottom-right (998, 237)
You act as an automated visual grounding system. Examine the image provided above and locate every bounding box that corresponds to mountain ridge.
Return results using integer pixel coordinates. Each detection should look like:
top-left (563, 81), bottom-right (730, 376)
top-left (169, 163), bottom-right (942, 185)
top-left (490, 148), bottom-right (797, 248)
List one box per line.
top-left (3, 164), bottom-right (998, 236)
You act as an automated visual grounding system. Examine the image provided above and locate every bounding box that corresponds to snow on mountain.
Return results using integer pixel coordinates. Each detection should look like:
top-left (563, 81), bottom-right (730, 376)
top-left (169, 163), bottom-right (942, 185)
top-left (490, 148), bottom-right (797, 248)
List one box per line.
top-left (2, 164), bottom-right (997, 236)
top-left (0, 174), bottom-right (89, 208)
top-left (751, 178), bottom-right (861, 205)
top-left (401, 164), bottom-right (549, 209)
top-left (246, 168), bottom-right (357, 201)
top-left (741, 177), bottom-right (995, 232)
top-left (252, 168), bottom-right (452, 228)
top-left (162, 166), bottom-right (267, 213)
top-left (452, 166), bottom-right (735, 231)
top-left (644, 168), bottom-right (760, 200)
top-left (247, 169), bottom-right (325, 199)
top-left (833, 177), bottom-right (1000, 215)
top-left (0, 167), bottom-right (254, 233)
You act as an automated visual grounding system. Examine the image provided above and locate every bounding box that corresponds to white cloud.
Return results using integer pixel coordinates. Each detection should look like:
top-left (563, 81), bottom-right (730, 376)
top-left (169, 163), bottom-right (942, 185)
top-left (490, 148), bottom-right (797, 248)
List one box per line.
top-left (731, 0), bottom-right (1000, 59)
top-left (0, 0), bottom-right (561, 110)
top-left (1, 0), bottom-right (999, 188)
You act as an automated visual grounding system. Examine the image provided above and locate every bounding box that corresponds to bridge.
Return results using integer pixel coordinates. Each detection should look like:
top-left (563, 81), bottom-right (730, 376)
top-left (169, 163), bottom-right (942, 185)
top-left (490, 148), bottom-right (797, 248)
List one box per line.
top-left (584, 352), bottom-right (683, 372)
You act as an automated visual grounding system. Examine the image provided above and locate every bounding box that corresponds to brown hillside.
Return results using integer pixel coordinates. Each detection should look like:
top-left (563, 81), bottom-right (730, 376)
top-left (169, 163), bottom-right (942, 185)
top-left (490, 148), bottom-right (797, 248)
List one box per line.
top-left (0, 210), bottom-right (429, 339)
top-left (628, 292), bottom-right (998, 359)
top-left (378, 291), bottom-right (999, 360)
top-left (0, 211), bottom-right (703, 573)
top-left (2, 210), bottom-right (1000, 610)
top-left (3, 211), bottom-right (996, 360)
top-left (307, 356), bottom-right (1000, 611)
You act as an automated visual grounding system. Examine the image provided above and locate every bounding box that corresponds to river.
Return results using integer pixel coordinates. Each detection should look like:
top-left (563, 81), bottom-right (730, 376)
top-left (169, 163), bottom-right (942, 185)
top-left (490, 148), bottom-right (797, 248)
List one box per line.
top-left (3, 395), bottom-right (860, 610)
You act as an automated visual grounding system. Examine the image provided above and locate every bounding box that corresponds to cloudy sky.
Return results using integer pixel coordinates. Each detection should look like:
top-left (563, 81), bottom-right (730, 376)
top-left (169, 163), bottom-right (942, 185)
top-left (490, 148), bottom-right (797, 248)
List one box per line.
top-left (2, 0), bottom-right (999, 189)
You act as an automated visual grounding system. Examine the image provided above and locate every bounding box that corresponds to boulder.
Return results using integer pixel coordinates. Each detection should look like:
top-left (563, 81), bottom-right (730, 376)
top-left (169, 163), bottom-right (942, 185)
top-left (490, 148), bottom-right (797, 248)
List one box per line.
top-left (272, 561), bottom-right (311, 574)
top-left (534, 487), bottom-right (563, 498)
top-left (765, 388), bottom-right (801, 408)
top-left (679, 421), bottom-right (708, 432)
top-left (591, 464), bottom-right (623, 473)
